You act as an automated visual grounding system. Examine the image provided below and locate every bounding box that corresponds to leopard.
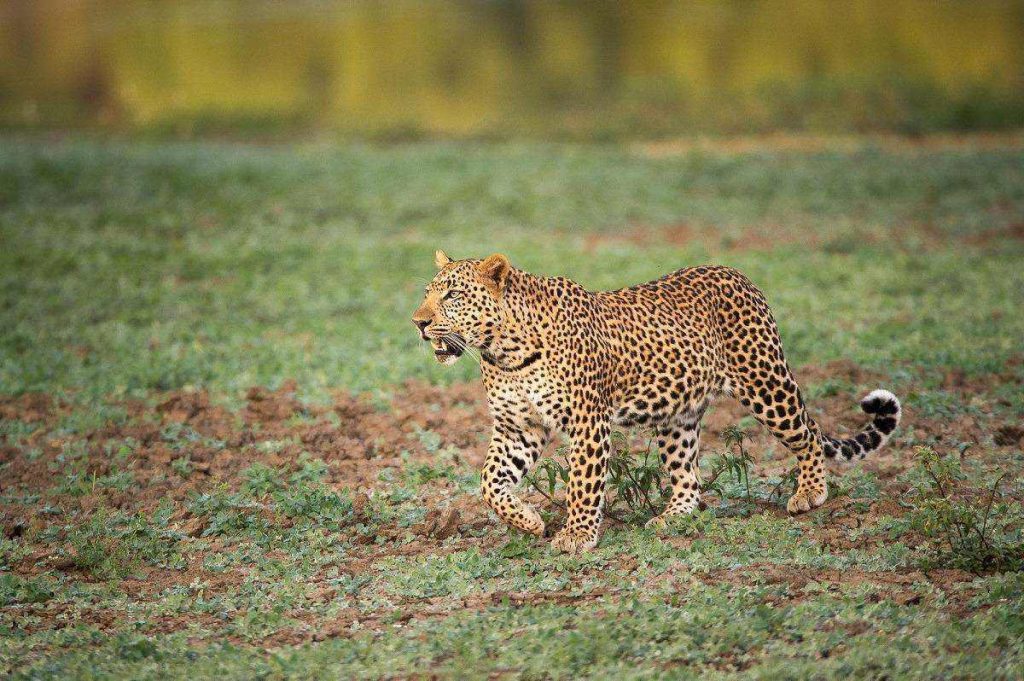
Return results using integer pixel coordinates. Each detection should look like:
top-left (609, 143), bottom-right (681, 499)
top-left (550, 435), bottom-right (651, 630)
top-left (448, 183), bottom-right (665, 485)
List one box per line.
top-left (412, 251), bottom-right (901, 554)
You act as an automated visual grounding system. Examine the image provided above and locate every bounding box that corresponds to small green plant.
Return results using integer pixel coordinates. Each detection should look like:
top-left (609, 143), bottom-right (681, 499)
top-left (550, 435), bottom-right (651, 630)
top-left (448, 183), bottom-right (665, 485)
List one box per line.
top-left (524, 432), bottom-right (665, 524)
top-left (768, 467), bottom-right (800, 504)
top-left (95, 468), bottom-right (136, 492)
top-left (402, 457), bottom-right (455, 487)
top-left (62, 509), bottom-right (183, 578)
top-left (171, 455), bottom-right (193, 478)
top-left (243, 462), bottom-right (285, 496)
top-left (605, 432), bottom-right (664, 519)
top-left (527, 456), bottom-right (569, 507)
top-left (906, 446), bottom-right (1023, 574)
top-left (189, 488), bottom-right (267, 537)
top-left (114, 634), bottom-right (161, 662)
top-left (273, 483), bottom-right (352, 526)
top-left (659, 508), bottom-right (717, 538)
top-left (497, 533), bottom-right (540, 559)
top-left (413, 426), bottom-right (443, 452)
top-left (160, 422), bottom-right (202, 451)
top-left (0, 574), bottom-right (54, 606)
top-left (289, 454), bottom-right (330, 484)
top-left (702, 425), bottom-right (756, 500)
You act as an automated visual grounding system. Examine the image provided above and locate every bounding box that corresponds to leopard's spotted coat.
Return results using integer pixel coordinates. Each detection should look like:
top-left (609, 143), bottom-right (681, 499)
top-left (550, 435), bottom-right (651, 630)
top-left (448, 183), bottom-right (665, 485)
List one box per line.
top-left (413, 252), bottom-right (901, 554)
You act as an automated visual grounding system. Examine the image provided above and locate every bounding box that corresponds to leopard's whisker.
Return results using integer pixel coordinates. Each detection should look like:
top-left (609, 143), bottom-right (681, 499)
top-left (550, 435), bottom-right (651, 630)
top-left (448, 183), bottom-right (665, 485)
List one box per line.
top-left (450, 336), bottom-right (481, 363)
top-left (444, 334), bottom-right (482, 366)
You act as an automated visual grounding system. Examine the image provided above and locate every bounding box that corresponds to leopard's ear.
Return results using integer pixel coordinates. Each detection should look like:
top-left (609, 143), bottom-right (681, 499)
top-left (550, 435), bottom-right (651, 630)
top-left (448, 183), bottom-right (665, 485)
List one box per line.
top-left (434, 249), bottom-right (451, 269)
top-left (478, 253), bottom-right (511, 295)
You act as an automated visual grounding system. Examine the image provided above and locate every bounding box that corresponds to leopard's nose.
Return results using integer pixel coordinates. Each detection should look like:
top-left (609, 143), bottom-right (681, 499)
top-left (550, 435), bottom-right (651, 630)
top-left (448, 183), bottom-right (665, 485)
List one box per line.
top-left (413, 319), bottom-right (430, 337)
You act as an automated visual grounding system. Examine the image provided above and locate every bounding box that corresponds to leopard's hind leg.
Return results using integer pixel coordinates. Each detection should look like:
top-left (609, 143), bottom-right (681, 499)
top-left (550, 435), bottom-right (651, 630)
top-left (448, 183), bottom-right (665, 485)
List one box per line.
top-left (731, 368), bottom-right (828, 513)
top-left (715, 275), bottom-right (828, 513)
top-left (646, 410), bottom-right (705, 528)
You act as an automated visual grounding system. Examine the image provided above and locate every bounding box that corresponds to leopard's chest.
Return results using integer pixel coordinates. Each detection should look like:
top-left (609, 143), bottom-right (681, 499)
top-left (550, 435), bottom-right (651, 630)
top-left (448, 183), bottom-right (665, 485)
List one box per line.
top-left (485, 363), bottom-right (566, 428)
top-left (516, 369), bottom-right (562, 417)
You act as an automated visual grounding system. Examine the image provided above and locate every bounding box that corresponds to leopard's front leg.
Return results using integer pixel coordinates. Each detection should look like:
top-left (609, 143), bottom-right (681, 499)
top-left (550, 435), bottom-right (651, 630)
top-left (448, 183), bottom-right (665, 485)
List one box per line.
top-left (551, 416), bottom-right (611, 555)
top-left (480, 421), bottom-right (550, 537)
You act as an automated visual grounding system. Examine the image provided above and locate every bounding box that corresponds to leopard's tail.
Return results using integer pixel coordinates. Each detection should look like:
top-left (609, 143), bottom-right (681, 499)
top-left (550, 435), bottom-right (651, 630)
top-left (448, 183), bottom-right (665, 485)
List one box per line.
top-left (821, 389), bottom-right (901, 462)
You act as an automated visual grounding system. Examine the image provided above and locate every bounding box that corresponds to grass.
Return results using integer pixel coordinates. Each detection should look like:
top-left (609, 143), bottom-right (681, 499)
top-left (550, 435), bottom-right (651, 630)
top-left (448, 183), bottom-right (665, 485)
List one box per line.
top-left (1, 134), bottom-right (1023, 678)
top-left (2, 137), bottom-right (1023, 402)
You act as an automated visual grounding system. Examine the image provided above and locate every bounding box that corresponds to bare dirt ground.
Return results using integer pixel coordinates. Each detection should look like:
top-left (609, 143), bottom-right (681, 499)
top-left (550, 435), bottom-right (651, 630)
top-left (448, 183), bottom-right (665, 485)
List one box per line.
top-left (1, 360), bottom-right (1022, 648)
top-left (5, 360), bottom-right (1018, 516)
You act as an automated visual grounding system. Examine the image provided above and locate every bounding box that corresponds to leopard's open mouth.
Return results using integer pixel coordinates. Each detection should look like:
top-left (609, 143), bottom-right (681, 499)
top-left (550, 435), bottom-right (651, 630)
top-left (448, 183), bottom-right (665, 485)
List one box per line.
top-left (430, 336), bottom-right (465, 365)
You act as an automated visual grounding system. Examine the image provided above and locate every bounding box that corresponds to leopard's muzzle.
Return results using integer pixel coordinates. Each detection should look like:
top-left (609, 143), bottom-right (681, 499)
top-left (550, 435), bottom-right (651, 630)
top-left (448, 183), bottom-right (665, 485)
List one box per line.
top-left (428, 334), bottom-right (464, 366)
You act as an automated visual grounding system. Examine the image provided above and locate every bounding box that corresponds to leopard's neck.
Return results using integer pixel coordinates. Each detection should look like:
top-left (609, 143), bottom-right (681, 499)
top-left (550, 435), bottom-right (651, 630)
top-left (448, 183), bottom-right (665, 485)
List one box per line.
top-left (480, 269), bottom-right (592, 371)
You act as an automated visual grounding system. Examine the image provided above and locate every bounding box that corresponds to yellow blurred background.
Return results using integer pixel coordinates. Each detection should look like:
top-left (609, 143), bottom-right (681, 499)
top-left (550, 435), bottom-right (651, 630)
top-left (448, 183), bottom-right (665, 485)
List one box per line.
top-left (2, 0), bottom-right (1022, 138)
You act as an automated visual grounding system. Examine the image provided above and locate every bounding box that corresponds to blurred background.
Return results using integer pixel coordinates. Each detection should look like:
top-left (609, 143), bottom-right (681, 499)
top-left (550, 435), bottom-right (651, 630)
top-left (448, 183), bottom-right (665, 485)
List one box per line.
top-left (2, 0), bottom-right (1023, 139)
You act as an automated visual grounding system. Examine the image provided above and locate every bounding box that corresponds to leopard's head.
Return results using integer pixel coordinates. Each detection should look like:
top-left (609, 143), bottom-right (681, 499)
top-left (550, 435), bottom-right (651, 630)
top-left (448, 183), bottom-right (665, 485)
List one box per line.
top-left (412, 250), bottom-right (511, 365)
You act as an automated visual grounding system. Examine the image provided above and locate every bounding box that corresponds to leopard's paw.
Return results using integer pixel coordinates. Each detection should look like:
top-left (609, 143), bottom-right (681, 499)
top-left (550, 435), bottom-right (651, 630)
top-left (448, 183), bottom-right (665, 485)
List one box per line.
top-left (646, 502), bottom-right (699, 530)
top-left (786, 486), bottom-right (827, 514)
top-left (645, 513), bottom-right (688, 530)
top-left (551, 528), bottom-right (599, 555)
top-left (644, 515), bottom-right (668, 530)
top-left (517, 505), bottom-right (545, 538)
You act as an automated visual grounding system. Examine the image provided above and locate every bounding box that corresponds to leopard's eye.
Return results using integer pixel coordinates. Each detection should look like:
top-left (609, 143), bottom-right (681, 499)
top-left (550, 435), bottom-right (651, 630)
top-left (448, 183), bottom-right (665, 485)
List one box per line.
top-left (444, 290), bottom-right (463, 300)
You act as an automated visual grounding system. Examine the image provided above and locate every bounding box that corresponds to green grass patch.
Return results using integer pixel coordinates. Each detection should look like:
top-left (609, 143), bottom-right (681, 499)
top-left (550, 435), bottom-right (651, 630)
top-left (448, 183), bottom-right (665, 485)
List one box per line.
top-left (2, 138), bottom-right (1023, 402)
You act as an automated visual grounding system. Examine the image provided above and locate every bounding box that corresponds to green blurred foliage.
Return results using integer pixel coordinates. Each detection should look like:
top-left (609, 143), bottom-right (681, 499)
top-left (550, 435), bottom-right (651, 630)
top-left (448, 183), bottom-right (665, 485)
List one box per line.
top-left (2, 0), bottom-right (1023, 138)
